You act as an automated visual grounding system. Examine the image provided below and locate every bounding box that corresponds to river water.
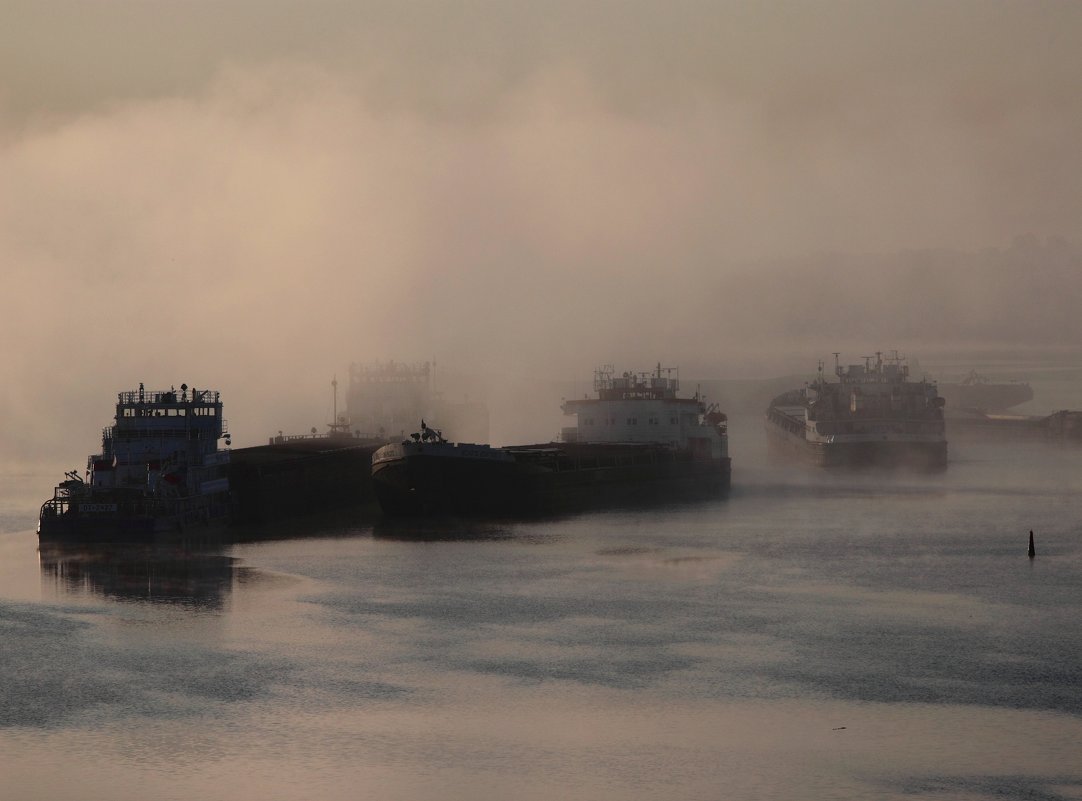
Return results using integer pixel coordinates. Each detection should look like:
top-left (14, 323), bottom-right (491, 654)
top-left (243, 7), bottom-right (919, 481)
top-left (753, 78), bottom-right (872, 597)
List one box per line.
top-left (2, 416), bottom-right (1081, 801)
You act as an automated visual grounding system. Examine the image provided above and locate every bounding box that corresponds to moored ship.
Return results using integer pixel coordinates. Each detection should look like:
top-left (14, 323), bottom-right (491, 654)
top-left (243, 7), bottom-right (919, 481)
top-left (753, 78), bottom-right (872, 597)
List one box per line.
top-left (371, 364), bottom-right (731, 516)
top-left (765, 352), bottom-right (947, 468)
top-left (938, 370), bottom-right (1033, 412)
top-left (347, 360), bottom-right (489, 444)
top-left (39, 379), bottom-right (392, 542)
top-left (39, 384), bottom-right (233, 540)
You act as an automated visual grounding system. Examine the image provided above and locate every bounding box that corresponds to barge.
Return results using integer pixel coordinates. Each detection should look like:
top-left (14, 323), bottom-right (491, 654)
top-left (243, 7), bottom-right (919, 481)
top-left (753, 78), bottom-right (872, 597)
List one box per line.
top-left (947, 408), bottom-right (1082, 441)
top-left (228, 433), bottom-right (384, 524)
top-left (938, 370), bottom-right (1033, 412)
top-left (371, 364), bottom-right (731, 516)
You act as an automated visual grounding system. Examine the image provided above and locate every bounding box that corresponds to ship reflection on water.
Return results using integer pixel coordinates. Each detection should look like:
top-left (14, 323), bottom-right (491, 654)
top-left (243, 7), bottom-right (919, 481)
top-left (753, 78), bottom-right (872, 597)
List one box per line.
top-left (35, 517), bottom-right (541, 604)
top-left (38, 543), bottom-right (240, 607)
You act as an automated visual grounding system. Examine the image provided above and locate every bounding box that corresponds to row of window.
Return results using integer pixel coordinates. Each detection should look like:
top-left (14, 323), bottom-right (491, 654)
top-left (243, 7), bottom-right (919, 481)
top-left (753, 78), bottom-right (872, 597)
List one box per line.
top-left (122, 407), bottom-right (218, 417)
top-left (582, 417), bottom-right (679, 426)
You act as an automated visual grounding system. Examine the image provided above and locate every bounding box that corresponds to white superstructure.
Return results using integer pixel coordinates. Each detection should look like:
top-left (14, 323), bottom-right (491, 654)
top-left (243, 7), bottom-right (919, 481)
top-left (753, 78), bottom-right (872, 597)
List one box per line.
top-left (800, 352), bottom-right (945, 445)
top-left (86, 384), bottom-right (230, 494)
top-left (765, 351), bottom-right (947, 468)
top-left (39, 382), bottom-right (234, 538)
top-left (561, 365), bottom-right (728, 459)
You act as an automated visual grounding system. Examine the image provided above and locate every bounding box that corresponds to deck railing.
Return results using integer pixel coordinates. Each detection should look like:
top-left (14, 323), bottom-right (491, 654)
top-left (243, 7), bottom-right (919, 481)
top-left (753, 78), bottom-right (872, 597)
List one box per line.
top-left (118, 389), bottom-right (221, 405)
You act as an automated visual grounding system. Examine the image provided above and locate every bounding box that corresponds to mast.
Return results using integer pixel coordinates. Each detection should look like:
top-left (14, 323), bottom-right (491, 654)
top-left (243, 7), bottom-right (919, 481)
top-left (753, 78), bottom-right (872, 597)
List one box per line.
top-left (328, 375), bottom-right (351, 436)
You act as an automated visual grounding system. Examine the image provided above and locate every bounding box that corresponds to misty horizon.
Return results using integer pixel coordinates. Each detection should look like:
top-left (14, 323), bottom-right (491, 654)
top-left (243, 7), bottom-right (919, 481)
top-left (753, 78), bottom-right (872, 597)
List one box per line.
top-left (3, 1), bottom-right (1081, 464)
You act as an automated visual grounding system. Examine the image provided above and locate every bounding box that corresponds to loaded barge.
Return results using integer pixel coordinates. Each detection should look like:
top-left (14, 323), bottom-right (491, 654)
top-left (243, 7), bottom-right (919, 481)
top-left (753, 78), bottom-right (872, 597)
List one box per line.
top-left (765, 352), bottom-right (947, 469)
top-left (371, 365), bottom-right (731, 516)
top-left (229, 432), bottom-right (384, 524)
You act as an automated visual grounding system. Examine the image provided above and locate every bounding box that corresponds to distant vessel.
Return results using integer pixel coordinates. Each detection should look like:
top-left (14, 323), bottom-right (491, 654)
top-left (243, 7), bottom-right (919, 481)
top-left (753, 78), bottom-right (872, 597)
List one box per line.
top-left (371, 364), bottom-right (731, 516)
top-left (38, 384), bottom-right (232, 540)
top-left (938, 370), bottom-right (1033, 412)
top-left (346, 360), bottom-right (489, 444)
top-left (765, 352), bottom-right (947, 468)
top-left (946, 408), bottom-right (1082, 442)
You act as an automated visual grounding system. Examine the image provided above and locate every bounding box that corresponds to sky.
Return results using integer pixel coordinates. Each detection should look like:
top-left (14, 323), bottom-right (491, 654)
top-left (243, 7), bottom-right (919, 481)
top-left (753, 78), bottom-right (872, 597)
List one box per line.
top-left (2, 1), bottom-right (1081, 459)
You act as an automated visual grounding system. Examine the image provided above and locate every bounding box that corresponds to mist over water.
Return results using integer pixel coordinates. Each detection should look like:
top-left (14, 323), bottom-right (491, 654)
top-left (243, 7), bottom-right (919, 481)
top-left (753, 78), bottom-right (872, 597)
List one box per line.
top-left (3, 2), bottom-right (1082, 798)
top-left (3, 409), bottom-right (1082, 800)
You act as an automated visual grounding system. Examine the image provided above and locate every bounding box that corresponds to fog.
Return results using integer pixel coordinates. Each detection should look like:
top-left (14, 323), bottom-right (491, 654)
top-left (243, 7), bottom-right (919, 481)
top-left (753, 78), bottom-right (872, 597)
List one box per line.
top-left (2, 1), bottom-right (1081, 464)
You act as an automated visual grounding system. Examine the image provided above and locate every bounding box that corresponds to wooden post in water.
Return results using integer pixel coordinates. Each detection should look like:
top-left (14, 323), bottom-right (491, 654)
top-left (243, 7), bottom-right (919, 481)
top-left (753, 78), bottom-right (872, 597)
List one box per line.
top-left (1028, 530), bottom-right (1036, 559)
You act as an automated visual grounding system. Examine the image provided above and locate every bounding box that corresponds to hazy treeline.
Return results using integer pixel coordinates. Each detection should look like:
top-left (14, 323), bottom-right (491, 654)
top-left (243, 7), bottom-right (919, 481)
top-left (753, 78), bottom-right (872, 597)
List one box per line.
top-left (718, 235), bottom-right (1082, 348)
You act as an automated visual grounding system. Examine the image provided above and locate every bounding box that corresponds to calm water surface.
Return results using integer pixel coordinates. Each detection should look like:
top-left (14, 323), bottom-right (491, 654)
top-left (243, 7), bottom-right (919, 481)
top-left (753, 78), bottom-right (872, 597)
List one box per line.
top-left (2, 419), bottom-right (1082, 800)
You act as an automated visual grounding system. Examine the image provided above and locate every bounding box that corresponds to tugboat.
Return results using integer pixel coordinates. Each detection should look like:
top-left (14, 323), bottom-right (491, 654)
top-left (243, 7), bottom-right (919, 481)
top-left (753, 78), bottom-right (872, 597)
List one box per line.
top-left (38, 384), bottom-right (232, 540)
top-left (371, 364), bottom-right (731, 516)
top-left (765, 351), bottom-right (947, 469)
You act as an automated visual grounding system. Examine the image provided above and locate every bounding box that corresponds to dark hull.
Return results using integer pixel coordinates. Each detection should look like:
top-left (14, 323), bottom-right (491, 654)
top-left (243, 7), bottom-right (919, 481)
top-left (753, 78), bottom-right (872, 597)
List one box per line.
top-left (372, 453), bottom-right (529, 516)
top-left (38, 513), bottom-right (159, 541)
top-left (39, 437), bottom-right (386, 542)
top-left (765, 418), bottom-right (947, 469)
top-left (228, 438), bottom-right (384, 523)
top-left (37, 495), bottom-right (230, 543)
top-left (372, 443), bottom-right (731, 517)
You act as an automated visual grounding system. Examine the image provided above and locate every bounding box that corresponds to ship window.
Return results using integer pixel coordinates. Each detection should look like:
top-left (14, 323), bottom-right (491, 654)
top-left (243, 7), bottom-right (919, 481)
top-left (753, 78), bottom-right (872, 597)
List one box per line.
top-left (627, 418), bottom-right (638, 425)
top-left (670, 417), bottom-right (677, 425)
top-left (649, 417), bottom-right (658, 425)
